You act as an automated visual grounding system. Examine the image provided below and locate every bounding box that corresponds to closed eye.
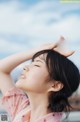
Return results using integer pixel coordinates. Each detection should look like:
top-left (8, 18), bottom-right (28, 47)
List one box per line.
top-left (34, 65), bottom-right (40, 67)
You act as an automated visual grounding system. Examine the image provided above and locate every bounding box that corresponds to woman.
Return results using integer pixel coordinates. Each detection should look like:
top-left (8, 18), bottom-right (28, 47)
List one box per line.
top-left (0, 37), bottom-right (80, 122)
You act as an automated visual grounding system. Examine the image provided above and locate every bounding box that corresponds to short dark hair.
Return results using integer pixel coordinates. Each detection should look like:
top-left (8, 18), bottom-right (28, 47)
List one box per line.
top-left (32, 49), bottom-right (80, 112)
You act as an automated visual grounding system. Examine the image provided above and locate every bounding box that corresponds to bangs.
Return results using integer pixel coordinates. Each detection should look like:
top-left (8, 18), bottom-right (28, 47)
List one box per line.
top-left (32, 49), bottom-right (52, 62)
top-left (32, 49), bottom-right (57, 80)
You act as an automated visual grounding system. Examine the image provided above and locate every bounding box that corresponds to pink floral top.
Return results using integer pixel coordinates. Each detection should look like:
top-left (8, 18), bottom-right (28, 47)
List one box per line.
top-left (1, 87), bottom-right (63, 122)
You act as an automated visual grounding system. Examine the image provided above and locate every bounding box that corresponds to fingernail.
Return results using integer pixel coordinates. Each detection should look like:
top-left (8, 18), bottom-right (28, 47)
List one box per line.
top-left (60, 36), bottom-right (65, 41)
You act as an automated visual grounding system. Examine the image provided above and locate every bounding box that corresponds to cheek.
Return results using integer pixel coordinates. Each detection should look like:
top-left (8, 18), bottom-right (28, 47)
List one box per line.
top-left (25, 72), bottom-right (45, 91)
top-left (25, 69), bottom-right (49, 93)
top-left (16, 68), bottom-right (49, 93)
top-left (27, 68), bottom-right (49, 84)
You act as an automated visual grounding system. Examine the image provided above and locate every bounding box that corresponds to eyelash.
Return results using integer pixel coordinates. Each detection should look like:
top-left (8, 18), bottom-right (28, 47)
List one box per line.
top-left (34, 65), bottom-right (40, 67)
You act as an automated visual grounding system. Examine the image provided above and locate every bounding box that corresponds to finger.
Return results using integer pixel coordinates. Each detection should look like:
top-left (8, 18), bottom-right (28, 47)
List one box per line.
top-left (53, 49), bottom-right (75, 57)
top-left (60, 36), bottom-right (65, 41)
top-left (65, 51), bottom-right (75, 57)
top-left (52, 36), bottom-right (65, 49)
top-left (57, 36), bottom-right (65, 45)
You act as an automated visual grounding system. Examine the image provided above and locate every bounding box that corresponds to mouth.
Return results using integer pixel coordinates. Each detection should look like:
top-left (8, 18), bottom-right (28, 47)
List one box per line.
top-left (20, 74), bottom-right (26, 79)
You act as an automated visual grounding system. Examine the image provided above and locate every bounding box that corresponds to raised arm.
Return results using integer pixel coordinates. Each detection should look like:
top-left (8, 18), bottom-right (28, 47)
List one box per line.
top-left (0, 48), bottom-right (44, 95)
top-left (0, 37), bottom-right (74, 95)
top-left (0, 49), bottom-right (40, 74)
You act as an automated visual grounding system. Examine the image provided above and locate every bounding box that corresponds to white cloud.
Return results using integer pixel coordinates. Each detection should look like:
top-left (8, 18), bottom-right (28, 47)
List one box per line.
top-left (0, 0), bottom-right (80, 42)
top-left (0, 1), bottom-right (80, 66)
top-left (0, 38), bottom-right (29, 54)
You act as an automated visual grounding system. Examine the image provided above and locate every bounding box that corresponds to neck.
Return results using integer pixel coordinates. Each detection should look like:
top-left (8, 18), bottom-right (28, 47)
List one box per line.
top-left (26, 91), bottom-right (51, 122)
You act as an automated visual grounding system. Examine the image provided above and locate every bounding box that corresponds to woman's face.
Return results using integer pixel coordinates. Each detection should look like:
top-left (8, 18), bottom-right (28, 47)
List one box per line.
top-left (16, 54), bottom-right (50, 93)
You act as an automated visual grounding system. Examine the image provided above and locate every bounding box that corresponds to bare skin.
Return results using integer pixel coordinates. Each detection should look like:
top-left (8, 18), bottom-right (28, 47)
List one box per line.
top-left (0, 36), bottom-right (75, 122)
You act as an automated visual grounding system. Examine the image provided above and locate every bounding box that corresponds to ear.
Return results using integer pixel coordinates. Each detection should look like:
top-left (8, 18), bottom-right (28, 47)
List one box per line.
top-left (47, 81), bottom-right (64, 92)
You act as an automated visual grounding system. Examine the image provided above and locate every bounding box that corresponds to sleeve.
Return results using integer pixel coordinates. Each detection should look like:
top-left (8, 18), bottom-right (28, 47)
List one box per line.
top-left (1, 87), bottom-right (30, 121)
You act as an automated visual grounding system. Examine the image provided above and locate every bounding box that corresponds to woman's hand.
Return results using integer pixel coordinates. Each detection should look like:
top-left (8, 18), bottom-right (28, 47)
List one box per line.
top-left (53, 36), bottom-right (75, 57)
top-left (39, 36), bottom-right (75, 57)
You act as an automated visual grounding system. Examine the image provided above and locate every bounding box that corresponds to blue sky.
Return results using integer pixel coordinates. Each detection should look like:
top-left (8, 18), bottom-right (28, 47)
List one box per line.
top-left (0, 0), bottom-right (80, 93)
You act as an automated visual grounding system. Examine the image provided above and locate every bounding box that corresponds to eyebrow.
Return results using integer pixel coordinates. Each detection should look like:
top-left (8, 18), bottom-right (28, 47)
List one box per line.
top-left (34, 59), bottom-right (44, 64)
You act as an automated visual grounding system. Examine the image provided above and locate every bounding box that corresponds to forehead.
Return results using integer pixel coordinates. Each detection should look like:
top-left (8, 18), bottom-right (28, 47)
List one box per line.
top-left (34, 53), bottom-right (47, 61)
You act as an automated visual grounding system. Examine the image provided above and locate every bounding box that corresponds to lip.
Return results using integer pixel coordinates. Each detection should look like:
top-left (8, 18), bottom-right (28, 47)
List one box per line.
top-left (20, 74), bottom-right (25, 79)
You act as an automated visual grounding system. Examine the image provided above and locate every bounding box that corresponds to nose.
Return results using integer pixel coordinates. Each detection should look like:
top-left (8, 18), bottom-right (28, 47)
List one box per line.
top-left (23, 65), bottom-right (29, 71)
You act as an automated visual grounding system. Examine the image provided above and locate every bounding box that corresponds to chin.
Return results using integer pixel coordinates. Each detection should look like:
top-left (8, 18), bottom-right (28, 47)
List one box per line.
top-left (15, 79), bottom-right (23, 89)
top-left (15, 80), bottom-right (27, 91)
